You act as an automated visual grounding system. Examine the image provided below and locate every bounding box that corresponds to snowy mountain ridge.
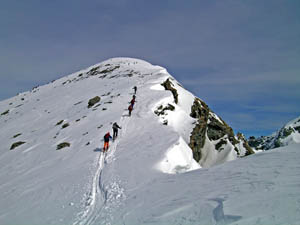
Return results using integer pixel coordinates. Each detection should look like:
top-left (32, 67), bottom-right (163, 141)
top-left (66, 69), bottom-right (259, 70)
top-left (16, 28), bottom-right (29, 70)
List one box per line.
top-left (1, 57), bottom-right (299, 225)
top-left (0, 57), bottom-right (253, 170)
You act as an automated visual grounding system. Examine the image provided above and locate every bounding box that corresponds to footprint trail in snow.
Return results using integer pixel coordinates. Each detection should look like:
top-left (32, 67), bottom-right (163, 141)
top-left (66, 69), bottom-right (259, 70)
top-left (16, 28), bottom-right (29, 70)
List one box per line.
top-left (73, 114), bottom-right (129, 225)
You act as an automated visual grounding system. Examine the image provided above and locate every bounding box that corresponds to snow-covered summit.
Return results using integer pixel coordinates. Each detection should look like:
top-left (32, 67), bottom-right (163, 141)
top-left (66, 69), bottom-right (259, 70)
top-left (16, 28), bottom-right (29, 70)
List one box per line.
top-left (0, 57), bottom-right (253, 169)
top-left (0, 57), bottom-right (264, 224)
top-left (249, 116), bottom-right (300, 150)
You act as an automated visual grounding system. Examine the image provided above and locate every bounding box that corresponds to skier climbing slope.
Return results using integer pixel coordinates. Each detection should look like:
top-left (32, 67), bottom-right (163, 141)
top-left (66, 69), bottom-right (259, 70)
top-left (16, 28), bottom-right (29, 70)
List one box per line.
top-left (103, 132), bottom-right (112, 152)
top-left (112, 122), bottom-right (122, 140)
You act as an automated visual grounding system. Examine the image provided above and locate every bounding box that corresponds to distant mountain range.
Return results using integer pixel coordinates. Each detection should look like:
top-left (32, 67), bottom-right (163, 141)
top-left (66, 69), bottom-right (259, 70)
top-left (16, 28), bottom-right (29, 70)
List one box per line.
top-left (248, 116), bottom-right (300, 150)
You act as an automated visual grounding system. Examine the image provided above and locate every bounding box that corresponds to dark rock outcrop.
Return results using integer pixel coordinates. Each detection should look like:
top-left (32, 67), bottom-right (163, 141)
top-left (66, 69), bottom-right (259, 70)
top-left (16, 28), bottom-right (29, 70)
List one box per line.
top-left (154, 103), bottom-right (176, 126)
top-left (161, 78), bottom-right (178, 104)
top-left (271, 127), bottom-right (295, 149)
top-left (154, 104), bottom-right (175, 116)
top-left (215, 139), bottom-right (227, 151)
top-left (294, 126), bottom-right (300, 133)
top-left (237, 132), bottom-right (255, 156)
top-left (1, 110), bottom-right (9, 116)
top-left (10, 141), bottom-right (26, 150)
top-left (207, 117), bottom-right (235, 142)
top-left (189, 98), bottom-right (209, 162)
top-left (88, 96), bottom-right (101, 108)
top-left (56, 120), bottom-right (64, 126)
top-left (57, 142), bottom-right (70, 150)
top-left (62, 123), bottom-right (70, 129)
top-left (87, 65), bottom-right (120, 77)
top-left (189, 98), bottom-right (254, 162)
top-left (13, 133), bottom-right (22, 138)
top-left (87, 66), bottom-right (100, 76)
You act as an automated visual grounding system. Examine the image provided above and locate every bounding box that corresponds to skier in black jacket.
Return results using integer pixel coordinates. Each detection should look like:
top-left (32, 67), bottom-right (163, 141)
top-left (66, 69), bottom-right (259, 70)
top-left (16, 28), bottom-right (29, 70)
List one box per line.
top-left (112, 122), bottom-right (122, 140)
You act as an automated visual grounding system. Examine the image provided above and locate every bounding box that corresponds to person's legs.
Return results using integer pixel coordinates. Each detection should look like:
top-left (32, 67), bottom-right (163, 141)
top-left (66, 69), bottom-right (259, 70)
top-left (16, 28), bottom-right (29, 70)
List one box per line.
top-left (113, 129), bottom-right (118, 139)
top-left (103, 142), bottom-right (109, 151)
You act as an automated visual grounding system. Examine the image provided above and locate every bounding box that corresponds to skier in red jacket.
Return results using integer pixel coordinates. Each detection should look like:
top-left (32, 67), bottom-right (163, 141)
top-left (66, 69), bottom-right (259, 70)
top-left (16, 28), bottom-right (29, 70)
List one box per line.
top-left (130, 98), bottom-right (135, 108)
top-left (128, 104), bottom-right (133, 116)
top-left (130, 95), bottom-right (136, 107)
top-left (103, 132), bottom-right (112, 152)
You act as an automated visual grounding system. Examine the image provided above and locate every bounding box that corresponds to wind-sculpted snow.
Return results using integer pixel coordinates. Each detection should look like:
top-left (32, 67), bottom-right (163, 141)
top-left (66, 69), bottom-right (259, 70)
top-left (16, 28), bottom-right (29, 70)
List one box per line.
top-left (0, 57), bottom-right (299, 225)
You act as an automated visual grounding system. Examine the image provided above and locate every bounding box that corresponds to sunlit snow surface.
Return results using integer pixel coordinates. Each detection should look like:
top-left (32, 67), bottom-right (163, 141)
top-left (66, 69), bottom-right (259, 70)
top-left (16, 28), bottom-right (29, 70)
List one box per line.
top-left (0, 58), bottom-right (299, 225)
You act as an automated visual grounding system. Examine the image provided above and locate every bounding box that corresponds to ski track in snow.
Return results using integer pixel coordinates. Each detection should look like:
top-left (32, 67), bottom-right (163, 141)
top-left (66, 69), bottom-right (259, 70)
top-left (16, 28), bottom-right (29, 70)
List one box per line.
top-left (85, 79), bottom-right (144, 225)
top-left (73, 91), bottom-right (133, 225)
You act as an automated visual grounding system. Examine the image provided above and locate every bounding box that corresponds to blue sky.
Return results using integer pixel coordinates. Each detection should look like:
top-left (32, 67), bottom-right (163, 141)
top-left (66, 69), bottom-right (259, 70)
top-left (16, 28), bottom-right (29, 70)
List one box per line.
top-left (1, 0), bottom-right (299, 137)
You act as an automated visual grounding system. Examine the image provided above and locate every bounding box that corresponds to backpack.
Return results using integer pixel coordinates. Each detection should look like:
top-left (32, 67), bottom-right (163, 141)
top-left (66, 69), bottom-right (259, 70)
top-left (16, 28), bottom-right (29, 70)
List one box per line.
top-left (104, 133), bottom-right (110, 141)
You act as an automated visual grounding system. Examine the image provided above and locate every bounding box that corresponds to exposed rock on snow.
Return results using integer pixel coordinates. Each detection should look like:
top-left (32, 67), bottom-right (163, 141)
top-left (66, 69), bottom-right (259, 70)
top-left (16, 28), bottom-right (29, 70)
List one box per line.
top-left (188, 97), bottom-right (253, 165)
top-left (12, 133), bottom-right (22, 138)
top-left (56, 142), bottom-right (71, 150)
top-left (189, 98), bottom-right (209, 162)
top-left (236, 132), bottom-right (255, 156)
top-left (154, 103), bottom-right (175, 115)
top-left (161, 78), bottom-right (179, 104)
top-left (10, 141), bottom-right (26, 150)
top-left (88, 96), bottom-right (101, 108)
top-left (62, 122), bottom-right (70, 129)
top-left (56, 120), bottom-right (64, 126)
top-left (1, 109), bottom-right (9, 116)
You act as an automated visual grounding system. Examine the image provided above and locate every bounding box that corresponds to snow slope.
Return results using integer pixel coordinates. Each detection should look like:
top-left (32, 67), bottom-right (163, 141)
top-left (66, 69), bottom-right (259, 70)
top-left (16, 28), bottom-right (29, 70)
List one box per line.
top-left (0, 58), bottom-right (299, 225)
top-left (108, 144), bottom-right (300, 225)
